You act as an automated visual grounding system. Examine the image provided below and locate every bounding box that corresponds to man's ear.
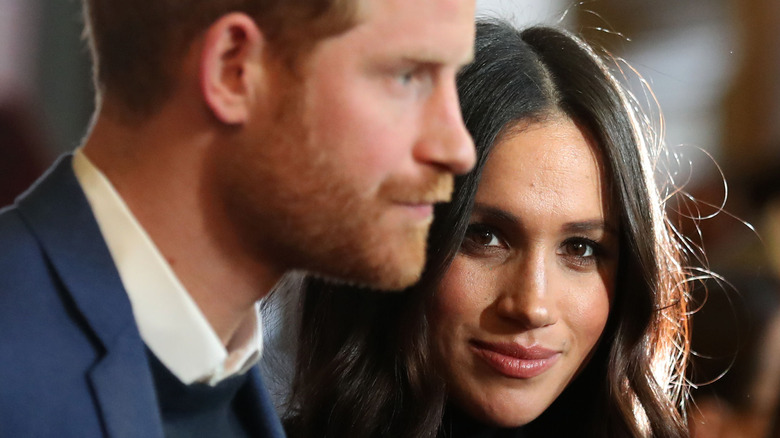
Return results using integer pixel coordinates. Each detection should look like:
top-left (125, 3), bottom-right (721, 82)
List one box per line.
top-left (200, 13), bottom-right (265, 125)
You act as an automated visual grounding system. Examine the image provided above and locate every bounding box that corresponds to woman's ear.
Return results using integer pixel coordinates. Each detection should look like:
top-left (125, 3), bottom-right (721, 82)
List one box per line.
top-left (199, 13), bottom-right (265, 125)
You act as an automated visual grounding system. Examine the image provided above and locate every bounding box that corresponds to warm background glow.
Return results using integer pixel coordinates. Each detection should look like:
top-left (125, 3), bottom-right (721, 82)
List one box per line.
top-left (2, 1), bottom-right (780, 435)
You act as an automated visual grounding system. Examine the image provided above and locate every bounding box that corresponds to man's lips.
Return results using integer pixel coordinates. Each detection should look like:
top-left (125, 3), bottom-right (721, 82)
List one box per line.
top-left (394, 197), bottom-right (448, 221)
top-left (470, 340), bottom-right (561, 379)
top-left (402, 203), bottom-right (434, 216)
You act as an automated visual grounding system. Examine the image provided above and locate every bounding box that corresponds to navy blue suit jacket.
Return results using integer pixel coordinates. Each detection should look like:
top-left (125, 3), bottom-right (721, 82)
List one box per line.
top-left (0, 155), bottom-right (286, 438)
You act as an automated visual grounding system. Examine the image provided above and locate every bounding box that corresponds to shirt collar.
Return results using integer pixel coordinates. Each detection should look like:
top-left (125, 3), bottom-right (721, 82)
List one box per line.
top-left (72, 148), bottom-right (262, 385)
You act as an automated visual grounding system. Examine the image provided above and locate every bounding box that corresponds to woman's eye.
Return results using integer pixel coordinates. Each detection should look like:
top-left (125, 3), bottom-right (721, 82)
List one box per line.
top-left (564, 240), bottom-right (595, 258)
top-left (464, 224), bottom-right (503, 248)
top-left (560, 237), bottom-right (605, 270)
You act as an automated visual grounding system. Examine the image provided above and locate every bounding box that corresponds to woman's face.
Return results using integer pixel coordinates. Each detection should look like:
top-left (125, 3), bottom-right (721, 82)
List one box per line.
top-left (429, 116), bottom-right (618, 427)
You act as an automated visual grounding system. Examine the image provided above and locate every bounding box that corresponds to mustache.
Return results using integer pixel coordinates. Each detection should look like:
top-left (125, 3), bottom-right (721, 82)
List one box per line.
top-left (379, 171), bottom-right (455, 204)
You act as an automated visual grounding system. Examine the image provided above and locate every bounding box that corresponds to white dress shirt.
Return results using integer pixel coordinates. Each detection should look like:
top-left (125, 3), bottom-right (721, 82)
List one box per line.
top-left (72, 148), bottom-right (262, 386)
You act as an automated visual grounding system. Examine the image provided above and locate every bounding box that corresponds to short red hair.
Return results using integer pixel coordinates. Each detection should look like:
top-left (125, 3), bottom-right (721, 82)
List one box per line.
top-left (82, 0), bottom-right (357, 116)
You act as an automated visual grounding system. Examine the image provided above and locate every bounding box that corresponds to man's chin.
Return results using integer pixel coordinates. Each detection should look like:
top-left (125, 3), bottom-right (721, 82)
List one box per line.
top-left (307, 245), bottom-right (427, 292)
top-left (366, 260), bottom-right (425, 291)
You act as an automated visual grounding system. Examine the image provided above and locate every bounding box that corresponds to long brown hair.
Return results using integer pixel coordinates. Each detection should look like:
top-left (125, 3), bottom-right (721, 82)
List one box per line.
top-left (286, 20), bottom-right (690, 438)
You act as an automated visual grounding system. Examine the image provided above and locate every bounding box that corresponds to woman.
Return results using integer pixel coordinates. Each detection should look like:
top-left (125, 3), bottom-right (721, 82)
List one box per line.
top-left (284, 20), bottom-right (690, 437)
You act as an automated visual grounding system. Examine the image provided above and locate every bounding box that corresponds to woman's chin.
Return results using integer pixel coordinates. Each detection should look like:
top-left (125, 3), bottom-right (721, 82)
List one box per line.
top-left (465, 402), bottom-right (544, 429)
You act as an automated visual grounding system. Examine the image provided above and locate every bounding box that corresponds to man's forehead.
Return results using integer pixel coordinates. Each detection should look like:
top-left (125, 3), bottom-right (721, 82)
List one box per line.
top-left (351, 0), bottom-right (476, 65)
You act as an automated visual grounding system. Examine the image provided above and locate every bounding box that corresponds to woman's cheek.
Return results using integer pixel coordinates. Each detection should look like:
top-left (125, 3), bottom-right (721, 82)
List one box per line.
top-left (431, 255), bottom-right (492, 323)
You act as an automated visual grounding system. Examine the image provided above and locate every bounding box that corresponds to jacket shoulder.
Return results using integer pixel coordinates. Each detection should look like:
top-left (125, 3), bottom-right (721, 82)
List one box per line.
top-left (0, 205), bottom-right (50, 286)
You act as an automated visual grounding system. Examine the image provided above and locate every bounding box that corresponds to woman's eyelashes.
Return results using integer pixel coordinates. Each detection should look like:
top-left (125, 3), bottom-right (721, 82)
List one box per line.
top-left (461, 222), bottom-right (613, 270)
top-left (461, 223), bottom-right (508, 255)
top-left (558, 237), bottom-right (607, 270)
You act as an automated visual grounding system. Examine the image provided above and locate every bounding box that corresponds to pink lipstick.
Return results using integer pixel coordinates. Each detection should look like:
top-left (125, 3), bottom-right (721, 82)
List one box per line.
top-left (470, 340), bottom-right (560, 379)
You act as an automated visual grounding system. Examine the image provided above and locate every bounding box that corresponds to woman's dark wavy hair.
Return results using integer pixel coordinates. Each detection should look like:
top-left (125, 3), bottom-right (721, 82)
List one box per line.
top-left (285, 20), bottom-right (690, 438)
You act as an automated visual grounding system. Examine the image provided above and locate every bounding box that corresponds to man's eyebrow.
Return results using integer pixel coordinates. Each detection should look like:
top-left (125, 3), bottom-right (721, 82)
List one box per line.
top-left (396, 45), bottom-right (474, 69)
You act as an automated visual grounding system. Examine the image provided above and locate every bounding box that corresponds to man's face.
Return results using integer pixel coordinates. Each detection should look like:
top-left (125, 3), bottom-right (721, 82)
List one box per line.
top-left (219, 0), bottom-right (477, 290)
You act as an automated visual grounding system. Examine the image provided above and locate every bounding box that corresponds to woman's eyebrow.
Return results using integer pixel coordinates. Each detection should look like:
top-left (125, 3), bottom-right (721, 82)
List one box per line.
top-left (472, 203), bottom-right (618, 237)
top-left (471, 203), bottom-right (520, 226)
top-left (562, 220), bottom-right (618, 236)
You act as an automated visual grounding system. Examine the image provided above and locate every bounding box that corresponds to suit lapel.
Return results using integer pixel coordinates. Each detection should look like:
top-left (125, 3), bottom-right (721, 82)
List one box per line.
top-left (16, 155), bottom-right (163, 438)
top-left (88, 330), bottom-right (164, 438)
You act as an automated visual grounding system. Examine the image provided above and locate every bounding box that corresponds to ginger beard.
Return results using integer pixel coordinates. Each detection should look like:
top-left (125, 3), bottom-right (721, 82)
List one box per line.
top-left (216, 71), bottom-right (454, 290)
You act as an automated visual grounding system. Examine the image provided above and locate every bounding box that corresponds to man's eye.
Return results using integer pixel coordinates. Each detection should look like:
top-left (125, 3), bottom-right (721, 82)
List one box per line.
top-left (389, 66), bottom-right (433, 95)
top-left (397, 70), bottom-right (416, 85)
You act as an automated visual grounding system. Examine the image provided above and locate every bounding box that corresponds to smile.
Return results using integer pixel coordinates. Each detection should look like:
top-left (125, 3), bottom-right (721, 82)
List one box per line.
top-left (470, 340), bottom-right (561, 379)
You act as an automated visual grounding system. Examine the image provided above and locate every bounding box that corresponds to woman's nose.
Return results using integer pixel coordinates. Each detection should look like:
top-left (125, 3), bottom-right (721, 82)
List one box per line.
top-left (494, 250), bottom-right (558, 329)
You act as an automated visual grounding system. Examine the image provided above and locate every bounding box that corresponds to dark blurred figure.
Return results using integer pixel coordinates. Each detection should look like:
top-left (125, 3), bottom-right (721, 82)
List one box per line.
top-left (689, 272), bottom-right (780, 438)
top-left (689, 161), bottom-right (780, 438)
top-left (0, 102), bottom-right (48, 208)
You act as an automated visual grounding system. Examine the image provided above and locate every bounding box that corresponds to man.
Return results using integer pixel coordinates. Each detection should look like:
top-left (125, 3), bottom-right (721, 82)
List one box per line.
top-left (0, 0), bottom-right (476, 436)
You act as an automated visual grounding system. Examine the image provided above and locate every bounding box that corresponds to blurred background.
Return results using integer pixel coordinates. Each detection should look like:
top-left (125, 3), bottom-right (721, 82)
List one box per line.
top-left (2, 0), bottom-right (780, 435)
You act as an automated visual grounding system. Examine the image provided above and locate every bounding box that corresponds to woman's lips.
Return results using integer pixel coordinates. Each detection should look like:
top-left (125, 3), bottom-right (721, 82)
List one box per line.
top-left (470, 340), bottom-right (561, 379)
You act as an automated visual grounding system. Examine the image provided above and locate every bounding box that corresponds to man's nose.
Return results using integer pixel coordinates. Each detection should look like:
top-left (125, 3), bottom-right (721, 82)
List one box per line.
top-left (413, 78), bottom-right (476, 175)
